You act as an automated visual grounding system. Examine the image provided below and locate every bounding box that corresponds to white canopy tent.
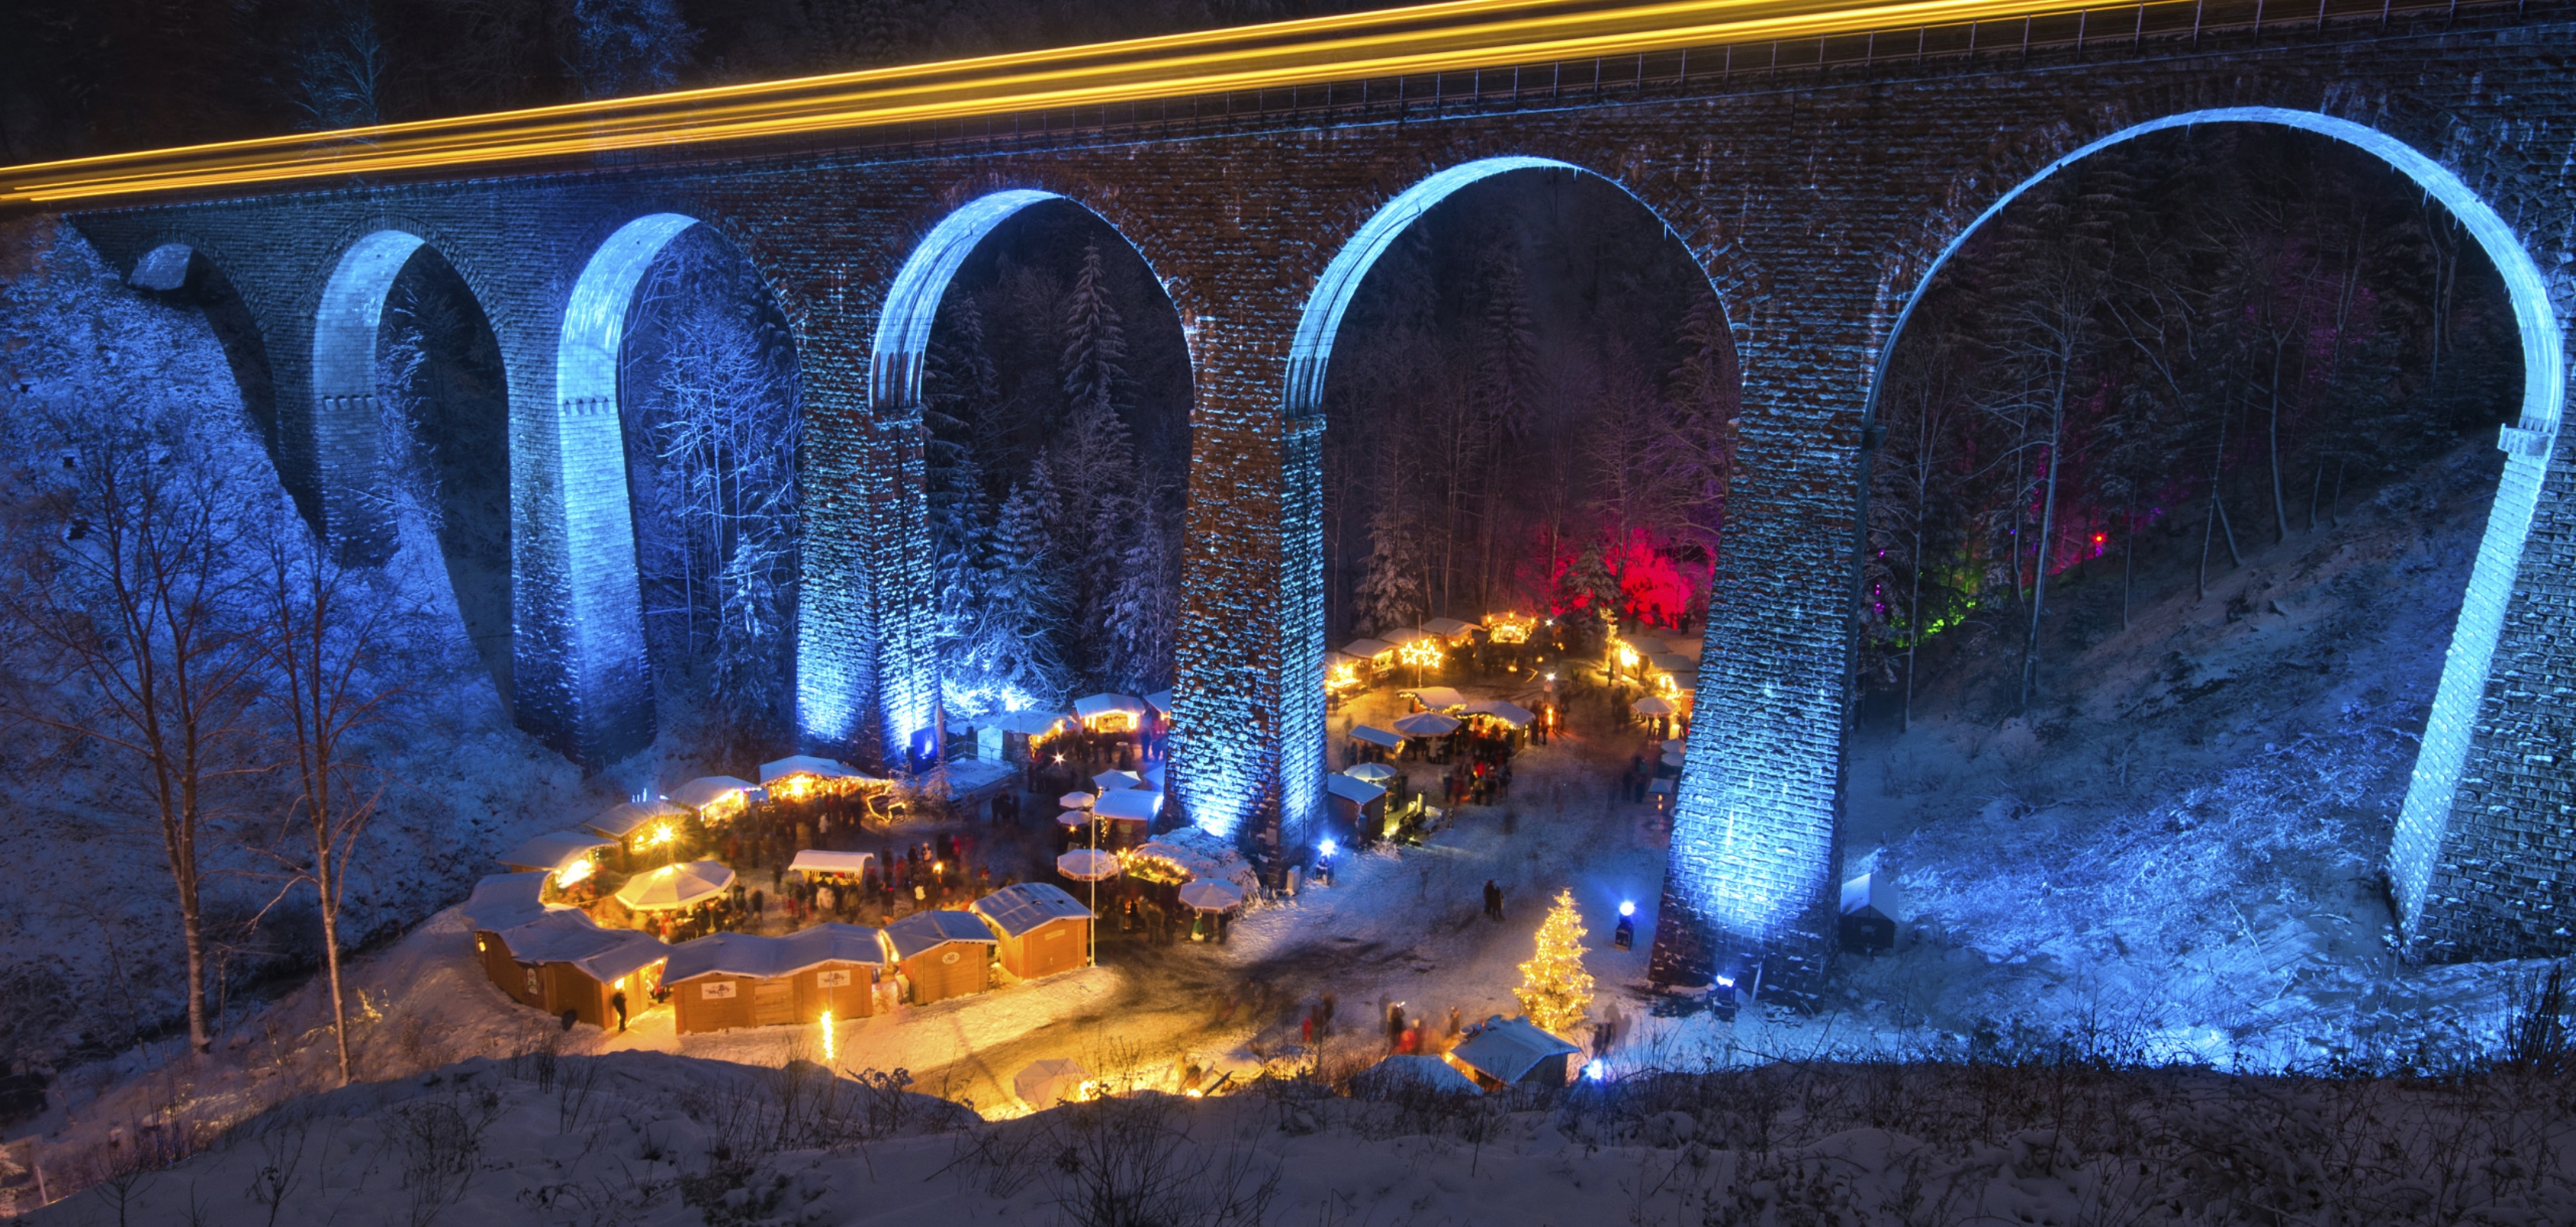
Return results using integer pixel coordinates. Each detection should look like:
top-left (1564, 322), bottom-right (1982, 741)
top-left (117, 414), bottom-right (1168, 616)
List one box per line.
top-left (1400, 686), bottom-right (1469, 711)
top-left (788, 850), bottom-right (875, 877)
top-left (615, 861), bottom-right (736, 912)
top-left (1393, 712), bottom-right (1461, 737)
top-left (1092, 789), bottom-right (1163, 823)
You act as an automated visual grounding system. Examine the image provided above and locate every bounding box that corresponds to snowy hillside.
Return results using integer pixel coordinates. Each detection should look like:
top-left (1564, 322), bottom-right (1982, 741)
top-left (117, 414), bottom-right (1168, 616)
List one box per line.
top-left (1829, 436), bottom-right (2535, 1070)
top-left (0, 221), bottom-right (615, 1077)
top-left (15, 1046), bottom-right (2576, 1225)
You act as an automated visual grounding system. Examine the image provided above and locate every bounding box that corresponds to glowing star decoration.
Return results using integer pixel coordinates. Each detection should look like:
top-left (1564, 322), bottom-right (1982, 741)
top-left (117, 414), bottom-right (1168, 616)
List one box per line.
top-left (1326, 662), bottom-right (1361, 692)
top-left (1398, 637), bottom-right (1444, 670)
top-left (1513, 888), bottom-right (1595, 1040)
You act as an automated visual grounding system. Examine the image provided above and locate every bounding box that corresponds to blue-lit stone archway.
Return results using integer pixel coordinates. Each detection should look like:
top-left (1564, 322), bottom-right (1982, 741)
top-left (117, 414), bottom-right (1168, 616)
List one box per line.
top-left (818, 188), bottom-right (1185, 773)
top-left (311, 229), bottom-right (434, 563)
top-left (1858, 106), bottom-right (2567, 958)
top-left (1283, 154), bottom-right (1737, 866)
top-left (550, 212), bottom-right (709, 764)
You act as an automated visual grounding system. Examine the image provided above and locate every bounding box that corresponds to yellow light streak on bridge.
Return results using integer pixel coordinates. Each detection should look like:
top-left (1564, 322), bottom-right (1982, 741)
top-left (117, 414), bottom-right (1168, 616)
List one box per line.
top-left (4, 0), bottom-right (2147, 209)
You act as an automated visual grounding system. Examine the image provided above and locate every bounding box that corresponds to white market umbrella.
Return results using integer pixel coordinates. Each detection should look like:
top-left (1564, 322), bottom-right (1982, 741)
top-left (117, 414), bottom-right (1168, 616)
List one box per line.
top-left (1055, 810), bottom-right (1093, 830)
top-left (1632, 696), bottom-right (1677, 716)
top-left (1661, 739), bottom-right (1687, 755)
top-left (1392, 712), bottom-right (1460, 737)
top-left (1661, 751), bottom-right (1687, 768)
top-left (1345, 762), bottom-right (1400, 784)
top-left (1177, 880), bottom-right (1245, 913)
top-left (1059, 791), bottom-right (1096, 809)
top-left (1016, 1058), bottom-right (1092, 1109)
top-left (615, 860), bottom-right (734, 911)
top-left (1092, 769), bottom-right (1143, 791)
top-left (1057, 850), bottom-right (1121, 881)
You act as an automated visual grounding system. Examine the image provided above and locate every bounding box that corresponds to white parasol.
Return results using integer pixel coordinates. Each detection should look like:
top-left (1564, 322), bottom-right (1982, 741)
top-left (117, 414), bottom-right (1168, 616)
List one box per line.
top-left (1661, 739), bottom-right (1687, 755)
top-left (1632, 696), bottom-right (1676, 716)
top-left (1392, 712), bottom-right (1461, 737)
top-left (1092, 769), bottom-right (1143, 791)
top-left (1058, 791), bottom-right (1095, 809)
top-left (1055, 809), bottom-right (1092, 829)
top-left (1177, 880), bottom-right (1246, 913)
top-left (1056, 850), bottom-right (1121, 881)
top-left (1345, 762), bottom-right (1400, 784)
top-left (614, 860), bottom-right (734, 911)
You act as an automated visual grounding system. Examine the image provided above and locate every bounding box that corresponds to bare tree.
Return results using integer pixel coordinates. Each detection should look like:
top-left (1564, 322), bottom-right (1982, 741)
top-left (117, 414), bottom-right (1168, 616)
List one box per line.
top-left (0, 414), bottom-right (268, 1056)
top-left (257, 518), bottom-right (409, 1086)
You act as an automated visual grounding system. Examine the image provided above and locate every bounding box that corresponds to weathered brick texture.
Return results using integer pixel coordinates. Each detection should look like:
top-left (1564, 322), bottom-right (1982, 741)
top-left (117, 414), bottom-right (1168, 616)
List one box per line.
top-left (66, 17), bottom-right (2576, 992)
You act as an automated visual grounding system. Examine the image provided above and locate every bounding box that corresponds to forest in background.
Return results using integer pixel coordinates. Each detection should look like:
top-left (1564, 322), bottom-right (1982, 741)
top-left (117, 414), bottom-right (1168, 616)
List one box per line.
top-left (1863, 125), bottom-right (2523, 721)
top-left (921, 203), bottom-right (1194, 715)
top-left (0, 0), bottom-right (1401, 165)
top-left (1321, 168), bottom-right (1735, 648)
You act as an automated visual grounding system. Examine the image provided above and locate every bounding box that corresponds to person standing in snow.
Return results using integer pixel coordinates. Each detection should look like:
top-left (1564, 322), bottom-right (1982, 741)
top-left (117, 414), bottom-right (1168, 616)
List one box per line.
top-left (611, 989), bottom-right (628, 1033)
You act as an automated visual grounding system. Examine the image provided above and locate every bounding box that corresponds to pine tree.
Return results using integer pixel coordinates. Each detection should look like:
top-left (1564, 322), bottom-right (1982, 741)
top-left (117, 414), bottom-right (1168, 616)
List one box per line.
top-left (1355, 508), bottom-right (1428, 635)
top-left (1514, 889), bottom-right (1595, 1040)
top-left (1060, 240), bottom-right (1128, 422)
top-left (980, 476), bottom-right (1072, 708)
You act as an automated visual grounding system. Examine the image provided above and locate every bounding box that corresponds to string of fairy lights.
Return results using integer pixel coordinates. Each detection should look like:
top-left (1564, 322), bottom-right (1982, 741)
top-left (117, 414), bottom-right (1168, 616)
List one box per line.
top-left (5, 0), bottom-right (2152, 209)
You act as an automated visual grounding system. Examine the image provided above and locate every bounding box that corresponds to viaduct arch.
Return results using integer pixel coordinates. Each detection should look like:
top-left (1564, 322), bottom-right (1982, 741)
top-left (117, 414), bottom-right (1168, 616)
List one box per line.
top-left (58, 13), bottom-right (2576, 990)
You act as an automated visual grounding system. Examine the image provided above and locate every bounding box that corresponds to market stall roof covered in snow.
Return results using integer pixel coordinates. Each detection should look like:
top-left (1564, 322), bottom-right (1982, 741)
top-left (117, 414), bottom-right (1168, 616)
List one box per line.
top-left (1350, 725), bottom-right (1405, 749)
top-left (1420, 617), bottom-right (1480, 640)
top-left (1393, 712), bottom-right (1461, 736)
top-left (758, 755), bottom-right (882, 786)
top-left (1648, 652), bottom-right (1697, 675)
top-left (663, 924), bottom-right (882, 982)
top-left (498, 831), bottom-right (613, 874)
top-left (1401, 686), bottom-right (1469, 710)
top-left (1344, 762), bottom-right (1400, 783)
top-left (1618, 633), bottom-right (1669, 655)
top-left (972, 883), bottom-right (1095, 938)
top-left (585, 798), bottom-right (686, 840)
top-left (491, 910), bottom-right (669, 983)
top-left (981, 709), bottom-right (1070, 736)
top-left (1092, 768), bottom-right (1142, 791)
top-left (462, 872), bottom-right (560, 933)
top-left (1354, 1054), bottom-right (1481, 1098)
top-left (1128, 827), bottom-right (1260, 893)
top-left (669, 776), bottom-right (757, 814)
top-left (1325, 775), bottom-right (1387, 805)
top-left (1380, 627), bottom-right (1435, 647)
top-left (1071, 693), bottom-right (1148, 722)
top-left (1142, 689), bottom-right (1174, 717)
top-left (1342, 637), bottom-right (1395, 660)
top-left (1445, 1016), bottom-right (1582, 1088)
top-left (789, 850), bottom-right (874, 877)
top-left (1092, 789), bottom-right (1163, 822)
top-left (1462, 699), bottom-right (1536, 727)
top-left (881, 909), bottom-right (1000, 960)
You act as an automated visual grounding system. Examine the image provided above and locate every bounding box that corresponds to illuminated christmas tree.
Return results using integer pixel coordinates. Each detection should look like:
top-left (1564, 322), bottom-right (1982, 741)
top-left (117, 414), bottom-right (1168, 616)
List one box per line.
top-left (1514, 888), bottom-right (1595, 1039)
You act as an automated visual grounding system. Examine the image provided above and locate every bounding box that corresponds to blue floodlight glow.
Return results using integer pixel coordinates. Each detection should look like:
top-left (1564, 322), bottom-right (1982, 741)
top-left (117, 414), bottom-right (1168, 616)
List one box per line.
top-left (1871, 107), bottom-right (2562, 947)
top-left (1319, 837), bottom-right (1337, 858)
top-left (555, 212), bottom-right (698, 749)
top-left (1582, 1060), bottom-right (1605, 1082)
top-left (1619, 900), bottom-right (1635, 918)
top-left (869, 189), bottom-right (1059, 411)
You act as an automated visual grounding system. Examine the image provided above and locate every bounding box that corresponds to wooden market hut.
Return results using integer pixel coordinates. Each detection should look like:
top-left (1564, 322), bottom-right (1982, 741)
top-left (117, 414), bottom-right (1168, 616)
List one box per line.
top-left (1839, 870), bottom-right (1900, 955)
top-left (880, 910), bottom-right (998, 1005)
top-left (1399, 686), bottom-right (1469, 713)
top-left (1326, 773), bottom-right (1389, 843)
top-left (498, 831), bottom-right (614, 882)
top-left (583, 799), bottom-right (688, 870)
top-left (976, 709), bottom-right (1070, 768)
top-left (1071, 692), bottom-right (1149, 735)
top-left (1420, 617), bottom-right (1482, 647)
top-left (475, 907), bottom-right (669, 1030)
top-left (1089, 788), bottom-right (1162, 846)
top-left (971, 883), bottom-right (1095, 980)
top-left (669, 776), bottom-right (757, 824)
top-left (1341, 638), bottom-right (1396, 683)
top-left (757, 755), bottom-right (886, 804)
top-left (1443, 1015), bottom-right (1582, 1091)
top-left (663, 925), bottom-right (885, 1035)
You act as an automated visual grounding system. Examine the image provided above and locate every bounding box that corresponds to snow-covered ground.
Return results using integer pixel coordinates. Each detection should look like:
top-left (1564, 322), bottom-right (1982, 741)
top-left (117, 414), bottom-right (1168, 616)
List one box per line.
top-left (17, 1045), bottom-right (2576, 1225)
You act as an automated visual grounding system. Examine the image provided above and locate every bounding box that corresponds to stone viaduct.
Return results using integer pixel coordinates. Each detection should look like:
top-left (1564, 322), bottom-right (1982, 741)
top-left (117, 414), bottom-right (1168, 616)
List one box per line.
top-left (41, 0), bottom-right (2576, 995)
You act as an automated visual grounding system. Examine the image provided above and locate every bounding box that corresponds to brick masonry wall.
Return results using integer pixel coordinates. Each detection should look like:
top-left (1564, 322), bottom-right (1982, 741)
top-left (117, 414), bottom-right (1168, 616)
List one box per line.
top-left (66, 19), bottom-right (2576, 991)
